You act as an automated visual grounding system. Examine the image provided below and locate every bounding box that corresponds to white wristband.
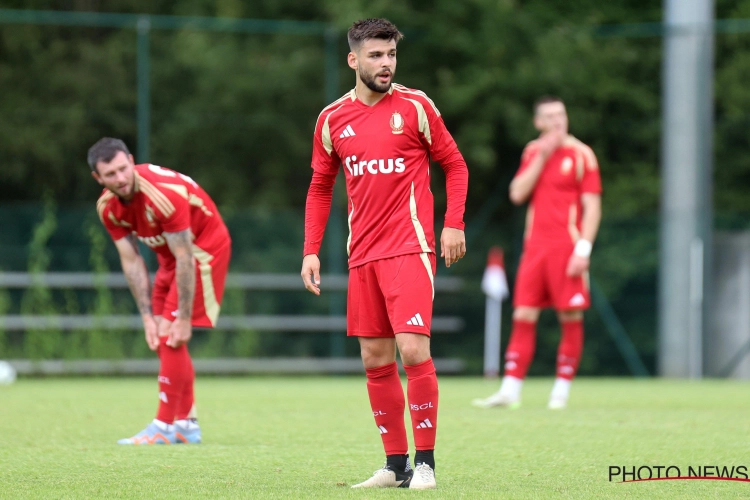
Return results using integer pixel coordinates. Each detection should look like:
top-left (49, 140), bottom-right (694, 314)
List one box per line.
top-left (574, 239), bottom-right (592, 258)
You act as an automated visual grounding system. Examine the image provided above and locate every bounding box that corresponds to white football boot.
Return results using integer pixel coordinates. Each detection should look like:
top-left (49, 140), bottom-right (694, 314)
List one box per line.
top-left (351, 463), bottom-right (413, 488)
top-left (409, 463), bottom-right (437, 490)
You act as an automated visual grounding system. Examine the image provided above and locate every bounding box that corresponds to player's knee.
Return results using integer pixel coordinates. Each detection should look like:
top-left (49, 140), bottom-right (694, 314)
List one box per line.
top-left (558, 310), bottom-right (583, 322)
top-left (397, 337), bottom-right (430, 366)
top-left (359, 343), bottom-right (395, 369)
top-left (513, 307), bottom-right (540, 322)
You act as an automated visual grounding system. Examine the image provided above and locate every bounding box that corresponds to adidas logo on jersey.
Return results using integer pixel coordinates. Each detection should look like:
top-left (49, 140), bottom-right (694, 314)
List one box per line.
top-left (416, 419), bottom-right (433, 429)
top-left (406, 313), bottom-right (425, 327)
top-left (569, 293), bottom-right (586, 307)
top-left (344, 155), bottom-right (406, 176)
top-left (339, 125), bottom-right (356, 138)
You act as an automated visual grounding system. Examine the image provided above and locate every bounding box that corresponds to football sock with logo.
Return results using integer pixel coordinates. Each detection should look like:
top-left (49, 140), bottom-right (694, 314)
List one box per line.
top-left (404, 358), bottom-right (438, 451)
top-left (414, 450), bottom-right (435, 471)
top-left (365, 362), bottom-right (408, 455)
top-left (156, 336), bottom-right (191, 424)
top-left (556, 319), bottom-right (584, 380)
top-left (386, 454), bottom-right (410, 472)
top-left (175, 352), bottom-right (196, 421)
top-left (503, 320), bottom-right (537, 379)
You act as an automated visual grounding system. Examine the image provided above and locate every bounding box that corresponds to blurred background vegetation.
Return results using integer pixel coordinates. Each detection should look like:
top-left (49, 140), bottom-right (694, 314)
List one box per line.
top-left (1, 0), bottom-right (750, 374)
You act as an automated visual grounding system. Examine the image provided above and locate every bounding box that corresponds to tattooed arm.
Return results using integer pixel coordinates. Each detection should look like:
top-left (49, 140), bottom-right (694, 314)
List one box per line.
top-left (164, 229), bottom-right (195, 347)
top-left (114, 234), bottom-right (159, 350)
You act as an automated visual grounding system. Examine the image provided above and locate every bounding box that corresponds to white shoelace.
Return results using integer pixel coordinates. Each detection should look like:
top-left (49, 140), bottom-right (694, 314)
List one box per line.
top-left (414, 464), bottom-right (434, 480)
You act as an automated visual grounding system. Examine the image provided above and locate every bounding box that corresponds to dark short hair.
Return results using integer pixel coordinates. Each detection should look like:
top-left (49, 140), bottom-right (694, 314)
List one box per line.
top-left (347, 18), bottom-right (404, 52)
top-left (87, 137), bottom-right (131, 172)
top-left (534, 95), bottom-right (565, 114)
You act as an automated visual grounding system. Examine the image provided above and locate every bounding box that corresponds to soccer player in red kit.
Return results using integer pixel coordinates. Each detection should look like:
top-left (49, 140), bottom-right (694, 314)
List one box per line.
top-left (473, 96), bottom-right (602, 410)
top-left (88, 137), bottom-right (231, 444)
top-left (301, 19), bottom-right (468, 490)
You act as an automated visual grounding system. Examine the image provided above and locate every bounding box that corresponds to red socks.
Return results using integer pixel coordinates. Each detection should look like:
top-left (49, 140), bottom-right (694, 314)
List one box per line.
top-left (156, 336), bottom-right (195, 424)
top-left (404, 358), bottom-right (438, 451)
top-left (557, 320), bottom-right (584, 380)
top-left (504, 320), bottom-right (537, 379)
top-left (366, 359), bottom-right (440, 455)
top-left (366, 362), bottom-right (408, 455)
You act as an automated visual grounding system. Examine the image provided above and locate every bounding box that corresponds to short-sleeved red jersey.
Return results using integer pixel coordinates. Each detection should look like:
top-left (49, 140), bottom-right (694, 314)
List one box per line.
top-left (97, 164), bottom-right (230, 269)
top-left (515, 136), bottom-right (601, 247)
top-left (305, 84), bottom-right (468, 268)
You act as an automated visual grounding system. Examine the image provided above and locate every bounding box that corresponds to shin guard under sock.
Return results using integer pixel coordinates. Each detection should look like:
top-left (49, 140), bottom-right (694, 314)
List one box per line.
top-left (404, 358), bottom-right (438, 452)
top-left (366, 362), bottom-right (408, 455)
top-left (504, 320), bottom-right (537, 379)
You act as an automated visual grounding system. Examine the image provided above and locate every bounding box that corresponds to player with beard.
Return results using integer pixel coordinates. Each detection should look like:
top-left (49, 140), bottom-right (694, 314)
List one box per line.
top-left (89, 138), bottom-right (231, 445)
top-left (301, 18), bottom-right (469, 489)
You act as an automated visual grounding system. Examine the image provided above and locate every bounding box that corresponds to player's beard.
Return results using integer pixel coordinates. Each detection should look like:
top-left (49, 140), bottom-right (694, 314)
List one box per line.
top-left (360, 67), bottom-right (393, 93)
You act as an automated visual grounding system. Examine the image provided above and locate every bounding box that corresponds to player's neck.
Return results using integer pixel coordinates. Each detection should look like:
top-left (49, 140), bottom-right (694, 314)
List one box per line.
top-left (354, 81), bottom-right (388, 107)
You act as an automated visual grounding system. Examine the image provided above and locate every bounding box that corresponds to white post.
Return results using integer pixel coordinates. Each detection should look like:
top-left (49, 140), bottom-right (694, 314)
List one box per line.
top-left (481, 247), bottom-right (509, 378)
top-left (484, 295), bottom-right (502, 378)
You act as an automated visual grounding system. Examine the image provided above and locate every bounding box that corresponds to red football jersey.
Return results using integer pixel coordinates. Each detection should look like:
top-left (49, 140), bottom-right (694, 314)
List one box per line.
top-left (306, 84), bottom-right (468, 268)
top-left (97, 164), bottom-right (230, 269)
top-left (515, 136), bottom-right (601, 247)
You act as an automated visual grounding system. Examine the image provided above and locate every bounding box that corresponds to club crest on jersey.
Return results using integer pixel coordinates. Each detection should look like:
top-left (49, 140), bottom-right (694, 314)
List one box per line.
top-left (561, 157), bottom-right (573, 175)
top-left (390, 111), bottom-right (404, 134)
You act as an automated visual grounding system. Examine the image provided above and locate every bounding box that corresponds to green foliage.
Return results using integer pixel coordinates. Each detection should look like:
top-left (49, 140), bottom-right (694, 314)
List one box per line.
top-left (86, 218), bottom-right (123, 359)
top-left (0, 287), bottom-right (9, 358)
top-left (20, 193), bottom-right (60, 359)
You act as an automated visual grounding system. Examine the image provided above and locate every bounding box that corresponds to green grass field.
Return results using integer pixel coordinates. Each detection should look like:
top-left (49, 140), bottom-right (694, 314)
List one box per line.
top-left (1, 376), bottom-right (749, 498)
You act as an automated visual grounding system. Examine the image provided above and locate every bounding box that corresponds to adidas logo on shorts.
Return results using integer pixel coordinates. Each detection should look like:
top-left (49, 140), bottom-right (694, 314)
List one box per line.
top-left (569, 293), bottom-right (585, 307)
top-left (406, 313), bottom-right (425, 327)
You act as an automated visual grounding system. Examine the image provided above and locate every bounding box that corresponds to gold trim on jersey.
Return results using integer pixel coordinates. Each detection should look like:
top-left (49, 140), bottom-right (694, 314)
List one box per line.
top-left (157, 183), bottom-right (189, 199)
top-left (108, 212), bottom-right (131, 228)
top-left (392, 84), bottom-right (441, 116)
top-left (192, 244), bottom-right (220, 327)
top-left (419, 252), bottom-right (435, 301)
top-left (402, 98), bottom-right (431, 145)
top-left (409, 182), bottom-right (431, 254)
top-left (189, 194), bottom-right (214, 217)
top-left (563, 136), bottom-right (599, 176)
top-left (136, 173), bottom-right (176, 218)
top-left (96, 191), bottom-right (116, 223)
top-left (346, 199), bottom-right (354, 257)
top-left (568, 204), bottom-right (581, 243)
top-left (321, 102), bottom-right (347, 156)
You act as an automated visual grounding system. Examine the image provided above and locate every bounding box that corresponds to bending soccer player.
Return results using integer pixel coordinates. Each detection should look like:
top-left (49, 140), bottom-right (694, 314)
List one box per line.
top-left (89, 138), bottom-right (231, 444)
top-left (473, 96), bottom-right (602, 410)
top-left (301, 19), bottom-right (468, 490)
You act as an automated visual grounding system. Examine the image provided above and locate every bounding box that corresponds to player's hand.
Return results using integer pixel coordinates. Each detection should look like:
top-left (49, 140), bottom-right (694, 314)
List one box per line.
top-left (143, 315), bottom-right (160, 351)
top-left (538, 129), bottom-right (565, 157)
top-left (566, 254), bottom-right (590, 277)
top-left (166, 317), bottom-right (192, 348)
top-left (441, 227), bottom-right (466, 268)
top-left (301, 254), bottom-right (322, 296)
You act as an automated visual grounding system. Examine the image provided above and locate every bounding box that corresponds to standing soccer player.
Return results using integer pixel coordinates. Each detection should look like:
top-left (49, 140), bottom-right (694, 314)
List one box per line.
top-left (88, 138), bottom-right (231, 444)
top-left (301, 19), bottom-right (468, 490)
top-left (473, 96), bottom-right (602, 410)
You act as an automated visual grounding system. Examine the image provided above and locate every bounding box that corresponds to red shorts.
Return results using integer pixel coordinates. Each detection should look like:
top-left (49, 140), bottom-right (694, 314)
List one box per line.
top-left (513, 244), bottom-right (590, 311)
top-left (152, 243), bottom-right (231, 328)
top-left (347, 252), bottom-right (436, 338)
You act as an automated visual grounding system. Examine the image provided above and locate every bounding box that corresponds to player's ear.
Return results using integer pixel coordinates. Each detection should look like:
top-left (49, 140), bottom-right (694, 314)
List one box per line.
top-left (347, 51), bottom-right (358, 71)
top-left (128, 154), bottom-right (136, 165)
top-left (91, 170), bottom-right (103, 185)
